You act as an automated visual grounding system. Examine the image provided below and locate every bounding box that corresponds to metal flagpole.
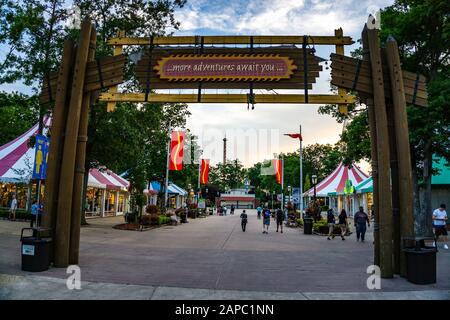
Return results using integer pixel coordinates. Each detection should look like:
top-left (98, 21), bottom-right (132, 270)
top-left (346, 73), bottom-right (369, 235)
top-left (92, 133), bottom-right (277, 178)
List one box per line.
top-left (299, 125), bottom-right (303, 218)
top-left (36, 180), bottom-right (41, 227)
top-left (281, 154), bottom-right (284, 211)
top-left (164, 134), bottom-right (170, 209)
top-left (197, 160), bottom-right (201, 205)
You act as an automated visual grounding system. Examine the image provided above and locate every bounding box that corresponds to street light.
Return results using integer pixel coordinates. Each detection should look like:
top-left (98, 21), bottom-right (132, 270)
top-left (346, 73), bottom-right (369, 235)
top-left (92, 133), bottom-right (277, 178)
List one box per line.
top-left (272, 190), bottom-right (275, 210)
top-left (312, 174), bottom-right (317, 202)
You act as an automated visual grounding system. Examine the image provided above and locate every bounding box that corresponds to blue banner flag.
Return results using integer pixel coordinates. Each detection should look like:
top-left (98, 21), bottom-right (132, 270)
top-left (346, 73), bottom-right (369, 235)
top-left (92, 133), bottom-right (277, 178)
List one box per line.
top-left (32, 135), bottom-right (49, 180)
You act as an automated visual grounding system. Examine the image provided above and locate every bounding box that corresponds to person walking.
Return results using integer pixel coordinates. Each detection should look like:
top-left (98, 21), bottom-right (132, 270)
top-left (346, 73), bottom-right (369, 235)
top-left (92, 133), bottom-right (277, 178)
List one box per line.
top-left (256, 206), bottom-right (262, 220)
top-left (230, 204), bottom-right (235, 215)
top-left (223, 205), bottom-right (227, 216)
top-left (433, 204), bottom-right (448, 250)
top-left (338, 209), bottom-right (348, 240)
top-left (262, 208), bottom-right (271, 234)
top-left (9, 194), bottom-right (17, 221)
top-left (327, 209), bottom-right (336, 240)
top-left (240, 210), bottom-right (248, 232)
top-left (30, 201), bottom-right (41, 227)
top-left (276, 208), bottom-right (284, 233)
top-left (354, 206), bottom-right (370, 242)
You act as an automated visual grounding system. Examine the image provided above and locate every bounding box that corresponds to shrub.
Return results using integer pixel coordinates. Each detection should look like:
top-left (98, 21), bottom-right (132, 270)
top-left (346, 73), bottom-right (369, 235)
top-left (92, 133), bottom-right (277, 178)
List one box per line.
top-left (296, 218), bottom-right (303, 227)
top-left (313, 220), bottom-right (343, 235)
top-left (140, 215), bottom-right (152, 226)
top-left (312, 219), bottom-right (328, 233)
top-left (0, 208), bottom-right (29, 220)
top-left (146, 205), bottom-right (160, 215)
top-left (158, 215), bottom-right (171, 225)
top-left (320, 205), bottom-right (329, 212)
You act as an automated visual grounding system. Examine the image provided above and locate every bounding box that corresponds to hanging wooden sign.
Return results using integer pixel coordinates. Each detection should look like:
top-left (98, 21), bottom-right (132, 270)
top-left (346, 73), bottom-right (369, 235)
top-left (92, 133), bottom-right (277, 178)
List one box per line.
top-left (135, 47), bottom-right (321, 90)
top-left (154, 54), bottom-right (297, 82)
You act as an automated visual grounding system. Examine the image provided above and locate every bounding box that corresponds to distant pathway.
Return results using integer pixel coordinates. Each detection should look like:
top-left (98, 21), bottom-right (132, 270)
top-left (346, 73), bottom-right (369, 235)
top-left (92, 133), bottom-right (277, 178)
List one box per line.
top-left (0, 211), bottom-right (449, 296)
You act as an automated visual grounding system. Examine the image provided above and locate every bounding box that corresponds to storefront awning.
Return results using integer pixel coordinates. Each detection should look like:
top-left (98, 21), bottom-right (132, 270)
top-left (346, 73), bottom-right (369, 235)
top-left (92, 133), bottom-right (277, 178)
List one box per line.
top-left (89, 168), bottom-right (129, 191)
top-left (145, 181), bottom-right (187, 196)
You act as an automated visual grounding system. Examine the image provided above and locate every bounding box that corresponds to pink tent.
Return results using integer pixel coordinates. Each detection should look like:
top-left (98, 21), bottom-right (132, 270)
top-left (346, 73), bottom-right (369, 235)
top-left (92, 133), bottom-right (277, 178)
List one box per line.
top-left (0, 119), bottom-right (129, 190)
top-left (304, 163), bottom-right (369, 197)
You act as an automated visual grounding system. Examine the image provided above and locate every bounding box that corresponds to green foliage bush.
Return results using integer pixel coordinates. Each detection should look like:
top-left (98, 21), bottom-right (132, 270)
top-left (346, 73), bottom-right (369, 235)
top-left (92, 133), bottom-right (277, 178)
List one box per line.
top-left (158, 215), bottom-right (171, 225)
top-left (313, 219), bottom-right (328, 233)
top-left (296, 218), bottom-right (303, 226)
top-left (146, 204), bottom-right (160, 214)
top-left (0, 208), bottom-right (29, 219)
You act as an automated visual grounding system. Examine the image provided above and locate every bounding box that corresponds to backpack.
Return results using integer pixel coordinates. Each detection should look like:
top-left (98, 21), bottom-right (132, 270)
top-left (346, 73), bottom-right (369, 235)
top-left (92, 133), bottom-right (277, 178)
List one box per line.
top-left (264, 210), bottom-right (270, 219)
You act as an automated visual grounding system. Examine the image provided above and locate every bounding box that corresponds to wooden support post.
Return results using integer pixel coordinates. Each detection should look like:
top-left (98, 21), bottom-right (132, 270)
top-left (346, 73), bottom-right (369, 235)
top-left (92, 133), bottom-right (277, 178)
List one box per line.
top-left (387, 100), bottom-right (401, 274)
top-left (364, 25), bottom-right (393, 278)
top-left (106, 30), bottom-right (124, 112)
top-left (335, 28), bottom-right (348, 115)
top-left (69, 26), bottom-right (97, 265)
top-left (385, 36), bottom-right (415, 277)
top-left (42, 41), bottom-right (75, 231)
top-left (366, 97), bottom-right (380, 267)
top-left (54, 19), bottom-right (93, 267)
top-left (361, 33), bottom-right (380, 268)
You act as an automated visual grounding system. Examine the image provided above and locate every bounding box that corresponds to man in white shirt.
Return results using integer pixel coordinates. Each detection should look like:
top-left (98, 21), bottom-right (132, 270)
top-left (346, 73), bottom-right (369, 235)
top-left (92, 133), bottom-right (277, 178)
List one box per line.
top-left (9, 195), bottom-right (17, 221)
top-left (432, 204), bottom-right (448, 249)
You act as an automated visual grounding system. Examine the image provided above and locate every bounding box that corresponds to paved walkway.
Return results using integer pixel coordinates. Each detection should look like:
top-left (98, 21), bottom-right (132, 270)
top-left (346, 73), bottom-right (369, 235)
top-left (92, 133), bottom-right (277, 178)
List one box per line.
top-left (0, 210), bottom-right (449, 299)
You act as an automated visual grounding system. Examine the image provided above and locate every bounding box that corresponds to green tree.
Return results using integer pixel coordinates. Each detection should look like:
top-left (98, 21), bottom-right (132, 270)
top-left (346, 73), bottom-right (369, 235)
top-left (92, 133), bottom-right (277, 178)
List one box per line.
top-left (380, 0), bottom-right (450, 236)
top-left (319, 1), bottom-right (449, 236)
top-left (303, 174), bottom-right (311, 193)
top-left (210, 160), bottom-right (246, 191)
top-left (0, 0), bottom-right (68, 86)
top-left (0, 92), bottom-right (39, 145)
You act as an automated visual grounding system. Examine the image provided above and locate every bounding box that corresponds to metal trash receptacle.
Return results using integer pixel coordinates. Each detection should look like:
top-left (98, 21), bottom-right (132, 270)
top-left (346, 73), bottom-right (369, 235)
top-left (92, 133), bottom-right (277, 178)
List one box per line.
top-left (20, 228), bottom-right (52, 272)
top-left (303, 217), bottom-right (313, 234)
top-left (403, 237), bottom-right (437, 285)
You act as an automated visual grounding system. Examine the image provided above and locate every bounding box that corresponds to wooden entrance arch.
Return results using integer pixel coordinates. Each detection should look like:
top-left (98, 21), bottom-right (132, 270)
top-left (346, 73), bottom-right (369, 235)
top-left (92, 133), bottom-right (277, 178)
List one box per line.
top-left (40, 18), bottom-right (427, 280)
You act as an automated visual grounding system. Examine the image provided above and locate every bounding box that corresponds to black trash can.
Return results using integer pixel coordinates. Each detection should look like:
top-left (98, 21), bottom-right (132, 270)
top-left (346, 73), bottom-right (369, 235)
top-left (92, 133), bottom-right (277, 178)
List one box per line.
top-left (20, 228), bottom-right (52, 272)
top-left (403, 237), bottom-right (437, 285)
top-left (304, 217), bottom-right (313, 235)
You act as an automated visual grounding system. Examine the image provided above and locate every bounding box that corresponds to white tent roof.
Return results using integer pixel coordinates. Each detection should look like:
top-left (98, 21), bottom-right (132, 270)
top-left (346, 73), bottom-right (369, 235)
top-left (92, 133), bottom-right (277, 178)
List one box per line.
top-left (304, 163), bottom-right (369, 197)
top-left (0, 119), bottom-right (129, 190)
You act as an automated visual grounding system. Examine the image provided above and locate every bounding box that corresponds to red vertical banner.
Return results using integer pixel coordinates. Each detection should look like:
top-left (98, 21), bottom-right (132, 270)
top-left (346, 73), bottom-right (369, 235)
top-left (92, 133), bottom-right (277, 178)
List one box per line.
top-left (200, 159), bottom-right (210, 185)
top-left (169, 131), bottom-right (185, 171)
top-left (272, 159), bottom-right (283, 185)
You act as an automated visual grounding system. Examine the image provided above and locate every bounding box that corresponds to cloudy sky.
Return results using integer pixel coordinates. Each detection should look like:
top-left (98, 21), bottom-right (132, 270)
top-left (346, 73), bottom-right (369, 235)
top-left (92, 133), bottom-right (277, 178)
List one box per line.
top-left (172, 0), bottom-right (394, 169)
top-left (1, 0), bottom-right (395, 170)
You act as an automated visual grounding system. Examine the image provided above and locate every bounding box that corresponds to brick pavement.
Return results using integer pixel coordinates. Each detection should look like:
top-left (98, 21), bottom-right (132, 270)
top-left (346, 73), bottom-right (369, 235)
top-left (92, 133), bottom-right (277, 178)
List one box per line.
top-left (0, 210), bottom-right (449, 298)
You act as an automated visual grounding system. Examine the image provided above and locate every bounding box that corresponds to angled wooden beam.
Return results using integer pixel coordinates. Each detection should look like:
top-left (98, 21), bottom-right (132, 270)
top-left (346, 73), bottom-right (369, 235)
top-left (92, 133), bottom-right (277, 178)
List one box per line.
top-left (54, 19), bottom-right (93, 268)
top-left (364, 25), bottom-right (393, 278)
top-left (98, 93), bottom-right (356, 104)
top-left (69, 25), bottom-right (97, 265)
top-left (107, 35), bottom-right (354, 46)
top-left (42, 40), bottom-right (74, 232)
top-left (385, 36), bottom-right (415, 278)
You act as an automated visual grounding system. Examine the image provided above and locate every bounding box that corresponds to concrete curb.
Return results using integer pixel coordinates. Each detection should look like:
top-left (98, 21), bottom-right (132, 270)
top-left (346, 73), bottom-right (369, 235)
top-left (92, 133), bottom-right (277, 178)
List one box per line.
top-left (1, 274), bottom-right (449, 300)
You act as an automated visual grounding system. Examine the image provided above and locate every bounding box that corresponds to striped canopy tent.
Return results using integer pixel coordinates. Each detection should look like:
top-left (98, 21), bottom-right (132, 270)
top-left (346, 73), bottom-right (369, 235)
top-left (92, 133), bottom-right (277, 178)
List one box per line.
top-left (89, 168), bottom-right (129, 191)
top-left (304, 163), bottom-right (369, 197)
top-left (0, 118), bottom-right (129, 190)
top-left (355, 176), bottom-right (373, 193)
top-left (0, 117), bottom-right (52, 183)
